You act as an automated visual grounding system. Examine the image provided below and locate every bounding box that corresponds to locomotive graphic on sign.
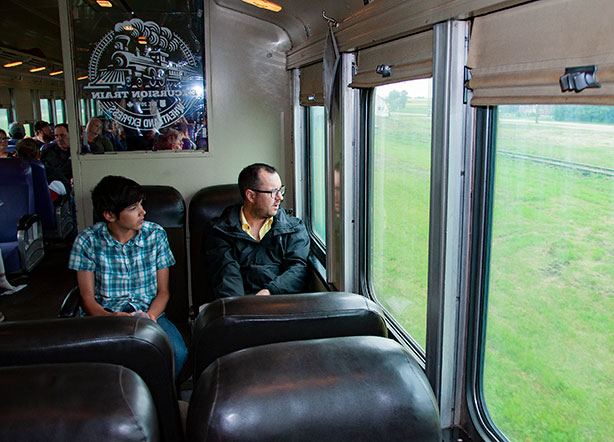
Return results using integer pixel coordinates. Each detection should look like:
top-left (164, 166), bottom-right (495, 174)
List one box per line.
top-left (85, 18), bottom-right (203, 131)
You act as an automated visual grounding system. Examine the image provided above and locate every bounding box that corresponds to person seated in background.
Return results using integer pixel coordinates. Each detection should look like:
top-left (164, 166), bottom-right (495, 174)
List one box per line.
top-left (7, 122), bottom-right (25, 151)
top-left (16, 138), bottom-right (67, 201)
top-left (173, 119), bottom-right (197, 150)
top-left (101, 118), bottom-right (126, 152)
top-left (205, 163), bottom-right (311, 298)
top-left (153, 128), bottom-right (182, 151)
top-left (68, 175), bottom-right (187, 377)
top-left (0, 129), bottom-right (15, 158)
top-left (33, 121), bottom-right (53, 148)
top-left (41, 123), bottom-right (72, 193)
top-left (82, 117), bottom-right (114, 154)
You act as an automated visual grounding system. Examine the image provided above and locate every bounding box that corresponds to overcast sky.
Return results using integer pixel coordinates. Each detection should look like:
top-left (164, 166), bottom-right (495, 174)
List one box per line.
top-left (377, 78), bottom-right (432, 98)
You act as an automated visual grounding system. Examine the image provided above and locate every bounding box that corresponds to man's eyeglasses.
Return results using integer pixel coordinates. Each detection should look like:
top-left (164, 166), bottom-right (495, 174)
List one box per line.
top-left (250, 185), bottom-right (286, 199)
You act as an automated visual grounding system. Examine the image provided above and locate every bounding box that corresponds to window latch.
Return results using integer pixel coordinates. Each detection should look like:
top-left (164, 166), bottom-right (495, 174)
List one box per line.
top-left (560, 65), bottom-right (600, 93)
top-left (376, 64), bottom-right (392, 78)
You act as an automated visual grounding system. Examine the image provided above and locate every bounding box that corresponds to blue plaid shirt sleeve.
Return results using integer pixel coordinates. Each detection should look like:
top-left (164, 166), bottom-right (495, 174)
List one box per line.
top-left (68, 229), bottom-right (97, 272)
top-left (155, 228), bottom-right (176, 270)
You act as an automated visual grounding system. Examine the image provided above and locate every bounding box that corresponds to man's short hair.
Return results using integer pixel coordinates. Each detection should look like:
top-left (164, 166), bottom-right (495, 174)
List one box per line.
top-left (91, 175), bottom-right (145, 222)
top-left (16, 138), bottom-right (39, 160)
top-left (238, 163), bottom-right (278, 200)
top-left (8, 122), bottom-right (25, 139)
top-left (55, 123), bottom-right (69, 132)
top-left (34, 121), bottom-right (50, 133)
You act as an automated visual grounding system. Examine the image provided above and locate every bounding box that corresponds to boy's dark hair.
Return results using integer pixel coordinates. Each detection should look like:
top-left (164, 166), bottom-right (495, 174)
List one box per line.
top-left (16, 138), bottom-right (39, 160)
top-left (238, 163), bottom-right (277, 200)
top-left (92, 175), bottom-right (144, 222)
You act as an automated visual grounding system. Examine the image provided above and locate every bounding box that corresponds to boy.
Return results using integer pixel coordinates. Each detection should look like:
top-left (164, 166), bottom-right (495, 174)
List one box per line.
top-left (68, 175), bottom-right (187, 377)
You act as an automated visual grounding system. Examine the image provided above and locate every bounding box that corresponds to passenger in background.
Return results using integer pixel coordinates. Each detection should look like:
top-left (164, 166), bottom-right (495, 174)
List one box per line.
top-left (68, 175), bottom-right (187, 377)
top-left (16, 138), bottom-right (67, 200)
top-left (33, 121), bottom-right (53, 148)
top-left (101, 119), bottom-right (126, 152)
top-left (0, 129), bottom-right (15, 158)
top-left (153, 128), bottom-right (182, 151)
top-left (7, 122), bottom-right (25, 152)
top-left (205, 163), bottom-right (310, 298)
top-left (41, 123), bottom-right (72, 193)
top-left (82, 117), bottom-right (114, 154)
top-left (173, 119), bottom-right (196, 150)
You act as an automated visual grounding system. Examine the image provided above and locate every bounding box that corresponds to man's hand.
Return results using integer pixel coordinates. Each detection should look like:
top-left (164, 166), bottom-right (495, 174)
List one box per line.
top-left (255, 289), bottom-right (271, 296)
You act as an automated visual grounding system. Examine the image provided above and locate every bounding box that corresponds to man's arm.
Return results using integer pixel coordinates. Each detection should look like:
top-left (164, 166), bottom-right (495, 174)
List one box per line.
top-left (204, 228), bottom-right (246, 298)
top-left (264, 223), bottom-right (311, 295)
top-left (146, 267), bottom-right (170, 321)
top-left (77, 270), bottom-right (129, 317)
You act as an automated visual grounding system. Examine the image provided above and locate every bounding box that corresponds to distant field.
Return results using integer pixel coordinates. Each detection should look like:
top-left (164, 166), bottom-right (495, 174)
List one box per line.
top-left (372, 101), bottom-right (613, 441)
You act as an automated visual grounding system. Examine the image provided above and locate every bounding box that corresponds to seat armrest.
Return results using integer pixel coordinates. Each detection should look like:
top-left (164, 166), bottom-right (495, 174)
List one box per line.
top-left (59, 286), bottom-right (81, 318)
top-left (17, 213), bottom-right (40, 230)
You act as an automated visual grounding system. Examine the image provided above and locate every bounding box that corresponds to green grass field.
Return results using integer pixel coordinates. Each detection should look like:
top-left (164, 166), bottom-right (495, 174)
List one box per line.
top-left (372, 100), bottom-right (614, 441)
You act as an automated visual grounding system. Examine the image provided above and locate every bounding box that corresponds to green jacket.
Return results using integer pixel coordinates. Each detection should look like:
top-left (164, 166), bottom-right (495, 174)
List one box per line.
top-left (204, 204), bottom-right (310, 298)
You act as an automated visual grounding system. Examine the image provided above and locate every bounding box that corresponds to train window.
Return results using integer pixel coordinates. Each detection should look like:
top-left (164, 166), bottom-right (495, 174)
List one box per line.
top-left (368, 78), bottom-right (432, 349)
top-left (307, 105), bottom-right (326, 247)
top-left (0, 108), bottom-right (9, 132)
top-left (54, 100), bottom-right (65, 124)
top-left (481, 104), bottom-right (614, 441)
top-left (40, 99), bottom-right (51, 124)
top-left (68, 0), bottom-right (207, 153)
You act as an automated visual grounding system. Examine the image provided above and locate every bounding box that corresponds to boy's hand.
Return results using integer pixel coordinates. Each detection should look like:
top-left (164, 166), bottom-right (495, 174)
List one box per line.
top-left (113, 311), bottom-right (132, 317)
top-left (131, 310), bottom-right (151, 320)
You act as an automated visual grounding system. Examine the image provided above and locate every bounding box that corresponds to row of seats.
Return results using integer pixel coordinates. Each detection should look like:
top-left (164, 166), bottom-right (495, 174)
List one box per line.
top-left (1, 292), bottom-right (442, 441)
top-left (0, 158), bottom-right (74, 273)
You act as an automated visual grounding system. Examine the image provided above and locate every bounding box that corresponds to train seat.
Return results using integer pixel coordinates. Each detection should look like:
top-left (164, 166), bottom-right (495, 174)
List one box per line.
top-left (191, 291), bottom-right (388, 382)
top-left (0, 362), bottom-right (161, 442)
top-left (27, 158), bottom-right (75, 240)
top-left (0, 158), bottom-right (44, 273)
top-left (187, 335), bottom-right (442, 442)
top-left (188, 183), bottom-right (242, 309)
top-left (0, 316), bottom-right (183, 442)
top-left (141, 185), bottom-right (190, 325)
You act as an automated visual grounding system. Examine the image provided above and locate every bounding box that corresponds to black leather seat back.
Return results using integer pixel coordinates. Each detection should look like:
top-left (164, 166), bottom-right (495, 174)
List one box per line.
top-left (0, 317), bottom-right (182, 442)
top-left (187, 336), bottom-right (442, 442)
top-left (142, 185), bottom-right (189, 324)
top-left (188, 184), bottom-right (242, 309)
top-left (0, 363), bottom-right (160, 442)
top-left (192, 292), bottom-right (388, 382)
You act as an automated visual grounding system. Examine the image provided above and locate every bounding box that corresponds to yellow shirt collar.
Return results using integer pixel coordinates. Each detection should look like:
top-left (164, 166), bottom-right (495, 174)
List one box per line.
top-left (240, 206), bottom-right (273, 241)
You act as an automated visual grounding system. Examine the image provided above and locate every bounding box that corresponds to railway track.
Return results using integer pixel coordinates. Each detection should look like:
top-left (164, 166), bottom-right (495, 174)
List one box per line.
top-left (498, 150), bottom-right (614, 177)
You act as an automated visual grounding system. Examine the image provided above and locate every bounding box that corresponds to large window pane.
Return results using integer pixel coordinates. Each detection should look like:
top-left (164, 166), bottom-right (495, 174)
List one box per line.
top-left (370, 78), bottom-right (432, 349)
top-left (308, 106), bottom-right (326, 245)
top-left (54, 99), bottom-right (65, 124)
top-left (483, 105), bottom-right (614, 441)
top-left (40, 99), bottom-right (51, 123)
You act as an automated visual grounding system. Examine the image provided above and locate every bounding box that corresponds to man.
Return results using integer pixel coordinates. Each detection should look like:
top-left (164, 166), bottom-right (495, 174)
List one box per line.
top-left (33, 120), bottom-right (53, 148)
top-left (16, 138), bottom-right (67, 200)
top-left (41, 123), bottom-right (72, 192)
top-left (205, 163), bottom-right (311, 299)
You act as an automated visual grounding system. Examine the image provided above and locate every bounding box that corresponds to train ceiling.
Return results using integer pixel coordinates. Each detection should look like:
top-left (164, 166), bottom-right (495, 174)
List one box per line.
top-left (0, 0), bottom-right (367, 85)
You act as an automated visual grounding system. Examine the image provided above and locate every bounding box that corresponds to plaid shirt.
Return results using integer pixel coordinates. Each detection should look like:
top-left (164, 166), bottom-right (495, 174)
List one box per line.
top-left (68, 221), bottom-right (175, 313)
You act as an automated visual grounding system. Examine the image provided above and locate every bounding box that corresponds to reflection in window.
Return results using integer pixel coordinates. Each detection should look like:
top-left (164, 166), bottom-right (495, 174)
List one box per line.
top-left (70, 0), bottom-right (207, 154)
top-left (308, 106), bottom-right (326, 246)
top-left (369, 78), bottom-right (432, 349)
top-left (483, 105), bottom-right (614, 441)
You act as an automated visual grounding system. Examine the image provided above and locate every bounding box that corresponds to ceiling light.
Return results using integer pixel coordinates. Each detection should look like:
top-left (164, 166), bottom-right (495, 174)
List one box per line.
top-left (30, 67), bottom-right (47, 73)
top-left (241, 0), bottom-right (282, 12)
top-left (77, 75), bottom-right (88, 80)
top-left (138, 36), bottom-right (147, 44)
top-left (122, 25), bottom-right (134, 31)
top-left (49, 70), bottom-right (63, 76)
top-left (4, 61), bottom-right (23, 68)
top-left (96, 0), bottom-right (113, 7)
